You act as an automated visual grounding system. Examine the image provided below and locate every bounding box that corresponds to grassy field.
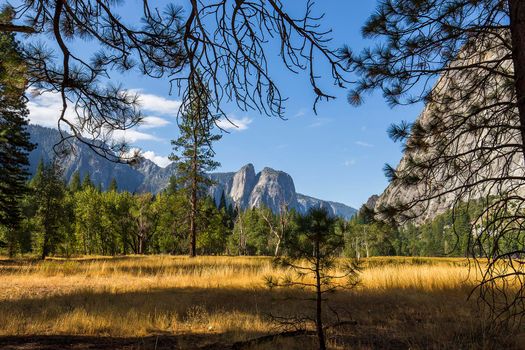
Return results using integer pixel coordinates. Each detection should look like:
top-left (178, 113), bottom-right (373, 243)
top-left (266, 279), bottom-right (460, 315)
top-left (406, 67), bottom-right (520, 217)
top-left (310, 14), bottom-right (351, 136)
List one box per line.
top-left (0, 255), bottom-right (523, 349)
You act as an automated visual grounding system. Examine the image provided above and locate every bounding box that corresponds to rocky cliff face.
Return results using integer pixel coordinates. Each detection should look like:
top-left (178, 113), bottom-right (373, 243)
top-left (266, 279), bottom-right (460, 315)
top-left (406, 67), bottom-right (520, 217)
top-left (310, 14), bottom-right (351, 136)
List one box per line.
top-left (27, 125), bottom-right (357, 219)
top-left (375, 41), bottom-right (522, 224)
top-left (208, 165), bottom-right (356, 219)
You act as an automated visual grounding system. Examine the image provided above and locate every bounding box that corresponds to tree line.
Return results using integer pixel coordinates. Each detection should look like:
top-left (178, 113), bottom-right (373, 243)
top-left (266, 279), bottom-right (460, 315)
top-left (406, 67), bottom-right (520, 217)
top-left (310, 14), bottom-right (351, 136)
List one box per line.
top-left (0, 160), bottom-right (351, 259)
top-left (3, 157), bottom-right (499, 260)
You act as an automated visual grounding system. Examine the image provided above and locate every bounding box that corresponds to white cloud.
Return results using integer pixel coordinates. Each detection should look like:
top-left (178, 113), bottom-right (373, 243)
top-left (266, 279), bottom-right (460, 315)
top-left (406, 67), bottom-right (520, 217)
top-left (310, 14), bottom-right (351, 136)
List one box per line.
top-left (110, 129), bottom-right (160, 143)
top-left (140, 116), bottom-right (171, 129)
top-left (27, 90), bottom-right (162, 143)
top-left (26, 90), bottom-right (76, 128)
top-left (132, 90), bottom-right (181, 117)
top-left (355, 141), bottom-right (374, 148)
top-left (216, 116), bottom-right (252, 131)
top-left (125, 148), bottom-right (172, 168)
top-left (142, 151), bottom-right (172, 168)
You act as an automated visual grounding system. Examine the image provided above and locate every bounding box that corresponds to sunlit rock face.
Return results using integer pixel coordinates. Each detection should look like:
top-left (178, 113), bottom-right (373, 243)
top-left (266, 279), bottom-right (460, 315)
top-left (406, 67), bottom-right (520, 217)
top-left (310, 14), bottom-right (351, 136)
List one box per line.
top-left (27, 125), bottom-right (357, 219)
top-left (230, 163), bottom-right (257, 208)
top-left (375, 39), bottom-right (523, 224)
top-left (210, 165), bottom-right (356, 219)
top-left (247, 167), bottom-right (297, 213)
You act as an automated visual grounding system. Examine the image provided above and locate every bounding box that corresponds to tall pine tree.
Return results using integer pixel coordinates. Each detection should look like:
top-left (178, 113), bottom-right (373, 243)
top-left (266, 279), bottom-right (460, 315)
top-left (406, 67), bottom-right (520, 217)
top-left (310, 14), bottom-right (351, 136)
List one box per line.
top-left (31, 160), bottom-right (66, 260)
top-left (0, 7), bottom-right (34, 256)
top-left (69, 170), bottom-right (81, 193)
top-left (170, 74), bottom-right (221, 257)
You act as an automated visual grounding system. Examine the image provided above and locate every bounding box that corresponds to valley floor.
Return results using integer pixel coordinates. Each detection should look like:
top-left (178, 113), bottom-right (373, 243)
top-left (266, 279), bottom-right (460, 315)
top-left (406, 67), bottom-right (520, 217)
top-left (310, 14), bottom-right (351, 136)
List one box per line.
top-left (0, 256), bottom-right (523, 349)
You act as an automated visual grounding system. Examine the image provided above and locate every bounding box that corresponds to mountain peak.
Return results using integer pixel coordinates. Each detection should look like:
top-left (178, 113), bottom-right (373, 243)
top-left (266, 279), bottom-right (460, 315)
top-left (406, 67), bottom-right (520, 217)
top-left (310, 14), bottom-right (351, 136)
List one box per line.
top-left (27, 125), bottom-right (357, 219)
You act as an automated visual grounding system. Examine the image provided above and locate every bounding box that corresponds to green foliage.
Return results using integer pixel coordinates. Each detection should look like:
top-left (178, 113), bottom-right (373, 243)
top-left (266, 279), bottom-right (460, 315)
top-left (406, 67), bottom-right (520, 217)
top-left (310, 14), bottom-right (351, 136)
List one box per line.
top-left (197, 197), bottom-right (229, 254)
top-left (344, 200), bottom-right (491, 258)
top-left (267, 208), bottom-right (359, 350)
top-left (81, 173), bottom-right (94, 190)
top-left (69, 171), bottom-right (81, 193)
top-left (3, 173), bottom-right (501, 260)
top-left (228, 208), bottom-right (273, 256)
top-left (169, 74), bottom-right (222, 257)
top-left (108, 178), bottom-right (118, 192)
top-left (0, 8), bottom-right (35, 248)
top-left (30, 161), bottom-right (67, 259)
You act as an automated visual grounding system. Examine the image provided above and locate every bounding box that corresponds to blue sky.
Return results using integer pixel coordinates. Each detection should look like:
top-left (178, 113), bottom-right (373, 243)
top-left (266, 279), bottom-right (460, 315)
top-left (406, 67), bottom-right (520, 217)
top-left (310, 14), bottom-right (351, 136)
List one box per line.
top-left (25, 1), bottom-right (424, 209)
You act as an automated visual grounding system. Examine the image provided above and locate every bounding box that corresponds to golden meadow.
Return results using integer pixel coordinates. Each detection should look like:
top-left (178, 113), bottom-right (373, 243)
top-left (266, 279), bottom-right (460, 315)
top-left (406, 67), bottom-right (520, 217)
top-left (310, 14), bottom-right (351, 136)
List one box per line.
top-left (0, 255), bottom-right (523, 349)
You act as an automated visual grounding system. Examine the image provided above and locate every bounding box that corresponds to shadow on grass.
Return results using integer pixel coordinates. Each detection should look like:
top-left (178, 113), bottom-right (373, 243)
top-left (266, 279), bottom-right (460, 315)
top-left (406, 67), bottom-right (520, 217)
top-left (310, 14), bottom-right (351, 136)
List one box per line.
top-left (0, 284), bottom-right (519, 349)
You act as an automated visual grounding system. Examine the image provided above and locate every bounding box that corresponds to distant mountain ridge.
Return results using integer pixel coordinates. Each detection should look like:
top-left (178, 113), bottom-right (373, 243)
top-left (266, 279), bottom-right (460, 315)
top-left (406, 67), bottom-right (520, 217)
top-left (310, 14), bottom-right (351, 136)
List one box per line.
top-left (27, 125), bottom-right (357, 219)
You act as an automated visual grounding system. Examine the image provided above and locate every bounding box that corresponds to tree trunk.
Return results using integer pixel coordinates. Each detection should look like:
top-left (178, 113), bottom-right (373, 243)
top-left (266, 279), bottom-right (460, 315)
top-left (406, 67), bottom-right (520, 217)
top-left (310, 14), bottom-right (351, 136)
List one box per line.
top-left (189, 124), bottom-right (198, 258)
top-left (41, 235), bottom-right (49, 260)
top-left (7, 227), bottom-right (16, 258)
top-left (314, 233), bottom-right (326, 350)
top-left (274, 237), bottom-right (281, 256)
top-left (509, 0), bottom-right (525, 161)
top-left (41, 195), bottom-right (52, 260)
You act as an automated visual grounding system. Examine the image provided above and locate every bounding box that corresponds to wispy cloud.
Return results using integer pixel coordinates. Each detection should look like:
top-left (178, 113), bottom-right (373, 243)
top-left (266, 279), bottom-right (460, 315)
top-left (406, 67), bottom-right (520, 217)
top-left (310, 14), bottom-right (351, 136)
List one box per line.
top-left (111, 129), bottom-right (161, 143)
top-left (355, 141), bottom-right (374, 148)
top-left (308, 118), bottom-right (332, 128)
top-left (139, 116), bottom-right (171, 129)
top-left (294, 108), bottom-right (308, 118)
top-left (216, 116), bottom-right (253, 131)
top-left (132, 90), bottom-right (181, 117)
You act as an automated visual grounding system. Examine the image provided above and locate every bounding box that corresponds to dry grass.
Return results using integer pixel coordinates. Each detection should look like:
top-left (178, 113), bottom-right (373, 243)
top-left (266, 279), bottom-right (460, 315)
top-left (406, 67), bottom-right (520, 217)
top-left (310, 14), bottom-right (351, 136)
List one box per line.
top-left (0, 255), bottom-right (523, 349)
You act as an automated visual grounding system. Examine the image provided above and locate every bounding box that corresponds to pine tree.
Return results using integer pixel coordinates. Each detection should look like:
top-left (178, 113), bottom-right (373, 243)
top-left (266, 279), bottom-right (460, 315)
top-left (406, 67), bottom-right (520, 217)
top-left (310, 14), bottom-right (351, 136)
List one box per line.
top-left (31, 160), bottom-right (66, 259)
top-left (267, 208), bottom-right (359, 350)
top-left (348, 0), bottom-right (525, 321)
top-left (82, 173), bottom-right (93, 189)
top-left (69, 170), bottom-right (81, 193)
top-left (169, 74), bottom-right (221, 257)
top-left (218, 190), bottom-right (227, 210)
top-left (108, 178), bottom-right (118, 192)
top-left (0, 8), bottom-right (35, 256)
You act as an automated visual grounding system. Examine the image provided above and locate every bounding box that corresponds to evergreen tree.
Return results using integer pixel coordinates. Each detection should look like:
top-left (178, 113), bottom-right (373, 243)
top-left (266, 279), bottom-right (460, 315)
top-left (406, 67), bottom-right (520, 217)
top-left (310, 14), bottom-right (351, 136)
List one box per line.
top-left (349, 0), bottom-right (525, 320)
top-left (82, 173), bottom-right (93, 189)
top-left (165, 175), bottom-right (179, 195)
top-left (69, 170), bottom-right (81, 193)
top-left (32, 160), bottom-right (66, 259)
top-left (108, 178), bottom-right (118, 192)
top-left (0, 9), bottom-right (35, 256)
top-left (218, 190), bottom-right (227, 210)
top-left (267, 208), bottom-right (359, 350)
top-left (0, 8), bottom-right (35, 255)
top-left (169, 74), bottom-right (221, 257)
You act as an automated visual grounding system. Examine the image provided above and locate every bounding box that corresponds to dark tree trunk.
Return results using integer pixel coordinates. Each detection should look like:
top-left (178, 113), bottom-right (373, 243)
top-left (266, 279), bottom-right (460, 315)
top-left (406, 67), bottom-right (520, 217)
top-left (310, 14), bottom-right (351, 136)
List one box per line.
top-left (189, 127), bottom-right (198, 258)
top-left (41, 236), bottom-right (49, 260)
top-left (7, 227), bottom-right (16, 258)
top-left (509, 0), bottom-right (525, 161)
top-left (314, 233), bottom-right (326, 350)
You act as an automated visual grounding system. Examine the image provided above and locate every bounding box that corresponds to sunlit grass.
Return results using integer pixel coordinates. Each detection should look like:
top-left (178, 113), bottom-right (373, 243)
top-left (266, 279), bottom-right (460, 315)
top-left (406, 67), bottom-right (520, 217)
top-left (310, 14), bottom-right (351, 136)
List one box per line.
top-left (0, 255), bottom-right (521, 349)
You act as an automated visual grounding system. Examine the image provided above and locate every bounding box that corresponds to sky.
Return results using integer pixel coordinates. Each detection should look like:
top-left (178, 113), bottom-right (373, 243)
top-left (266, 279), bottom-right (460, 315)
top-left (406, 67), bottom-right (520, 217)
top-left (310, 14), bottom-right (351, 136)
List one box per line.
top-left (23, 1), bottom-right (424, 209)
